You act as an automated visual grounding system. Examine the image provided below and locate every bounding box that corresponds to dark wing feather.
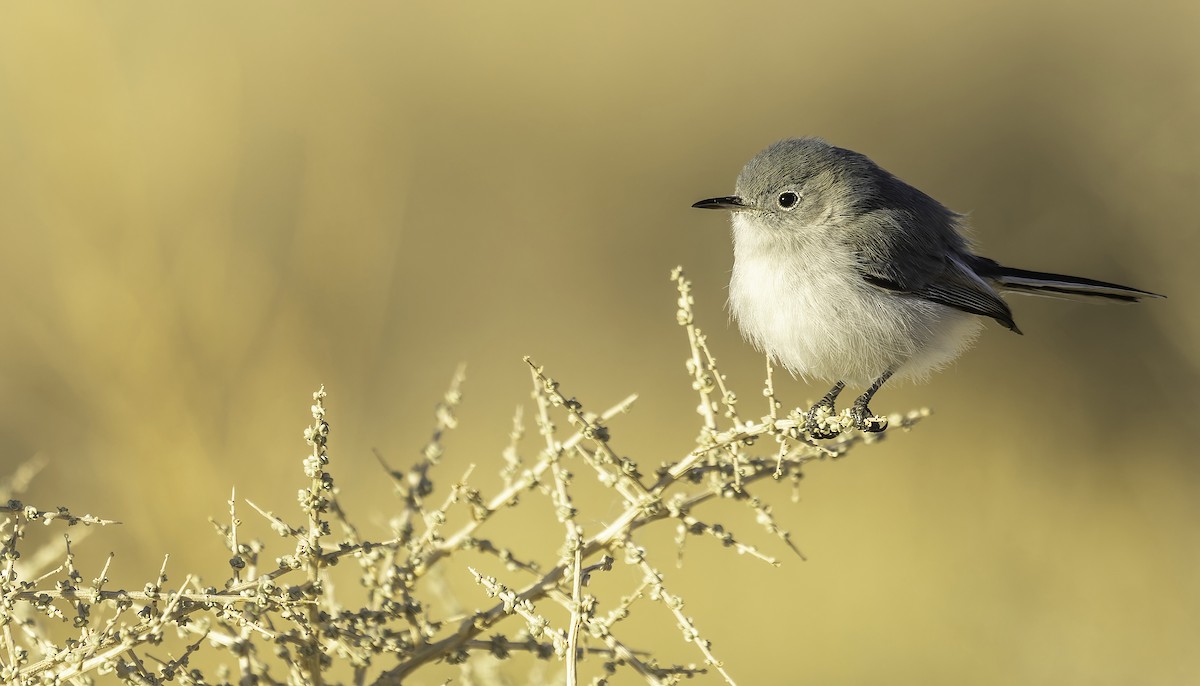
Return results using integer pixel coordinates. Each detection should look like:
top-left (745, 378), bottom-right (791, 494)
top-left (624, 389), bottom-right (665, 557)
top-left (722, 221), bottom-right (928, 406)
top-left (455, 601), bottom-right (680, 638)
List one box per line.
top-left (862, 268), bottom-right (1021, 333)
top-left (846, 189), bottom-right (1022, 334)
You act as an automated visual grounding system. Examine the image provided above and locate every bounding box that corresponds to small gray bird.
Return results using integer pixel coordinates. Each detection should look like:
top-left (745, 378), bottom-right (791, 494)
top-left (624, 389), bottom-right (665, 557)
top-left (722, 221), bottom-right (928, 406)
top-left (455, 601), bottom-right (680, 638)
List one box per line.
top-left (693, 137), bottom-right (1162, 438)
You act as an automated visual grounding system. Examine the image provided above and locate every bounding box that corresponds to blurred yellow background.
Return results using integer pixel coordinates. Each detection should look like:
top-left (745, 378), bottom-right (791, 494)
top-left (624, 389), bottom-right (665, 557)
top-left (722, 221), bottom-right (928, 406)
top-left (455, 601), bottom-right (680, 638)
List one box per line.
top-left (0, 1), bottom-right (1197, 683)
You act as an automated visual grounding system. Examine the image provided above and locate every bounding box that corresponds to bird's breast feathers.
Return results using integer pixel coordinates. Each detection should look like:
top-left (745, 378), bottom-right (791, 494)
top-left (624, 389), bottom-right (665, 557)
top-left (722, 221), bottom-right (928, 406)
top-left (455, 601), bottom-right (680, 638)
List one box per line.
top-left (728, 216), bottom-right (980, 384)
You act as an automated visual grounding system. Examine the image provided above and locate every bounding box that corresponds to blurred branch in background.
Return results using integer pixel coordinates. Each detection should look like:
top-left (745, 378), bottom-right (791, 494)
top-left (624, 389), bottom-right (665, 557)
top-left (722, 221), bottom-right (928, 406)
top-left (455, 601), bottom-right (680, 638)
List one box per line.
top-left (0, 269), bottom-right (926, 685)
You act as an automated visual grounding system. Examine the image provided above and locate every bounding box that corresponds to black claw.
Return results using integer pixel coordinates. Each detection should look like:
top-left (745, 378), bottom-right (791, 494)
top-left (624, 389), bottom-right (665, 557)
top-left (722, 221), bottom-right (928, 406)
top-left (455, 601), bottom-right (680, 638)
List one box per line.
top-left (804, 381), bottom-right (847, 439)
top-left (804, 407), bottom-right (842, 439)
top-left (848, 370), bottom-right (894, 433)
top-left (850, 402), bottom-right (888, 433)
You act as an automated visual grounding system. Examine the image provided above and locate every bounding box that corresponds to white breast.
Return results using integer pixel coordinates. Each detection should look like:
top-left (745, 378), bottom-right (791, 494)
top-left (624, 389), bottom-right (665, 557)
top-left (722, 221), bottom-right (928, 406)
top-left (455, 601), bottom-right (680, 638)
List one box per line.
top-left (728, 214), bottom-right (982, 387)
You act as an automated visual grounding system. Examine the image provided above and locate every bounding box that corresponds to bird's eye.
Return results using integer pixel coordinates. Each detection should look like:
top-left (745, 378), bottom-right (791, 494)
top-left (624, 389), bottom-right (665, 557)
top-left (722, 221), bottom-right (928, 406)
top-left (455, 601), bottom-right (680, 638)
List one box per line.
top-left (777, 192), bottom-right (799, 209)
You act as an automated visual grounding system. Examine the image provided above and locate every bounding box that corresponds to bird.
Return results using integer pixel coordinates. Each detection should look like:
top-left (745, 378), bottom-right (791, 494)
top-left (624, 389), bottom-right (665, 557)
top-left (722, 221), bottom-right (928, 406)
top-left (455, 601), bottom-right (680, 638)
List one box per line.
top-left (692, 137), bottom-right (1162, 438)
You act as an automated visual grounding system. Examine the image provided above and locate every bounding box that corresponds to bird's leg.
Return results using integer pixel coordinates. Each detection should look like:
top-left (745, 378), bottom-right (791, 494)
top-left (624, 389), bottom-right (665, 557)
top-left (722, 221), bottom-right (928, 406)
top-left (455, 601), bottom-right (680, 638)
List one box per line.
top-left (850, 370), bottom-right (894, 433)
top-left (804, 381), bottom-right (846, 439)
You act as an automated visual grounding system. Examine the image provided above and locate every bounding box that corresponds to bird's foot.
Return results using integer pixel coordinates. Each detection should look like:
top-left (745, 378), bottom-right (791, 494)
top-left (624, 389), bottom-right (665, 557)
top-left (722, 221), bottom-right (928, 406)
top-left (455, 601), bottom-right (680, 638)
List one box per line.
top-left (850, 401), bottom-right (888, 433)
top-left (804, 403), bottom-right (847, 439)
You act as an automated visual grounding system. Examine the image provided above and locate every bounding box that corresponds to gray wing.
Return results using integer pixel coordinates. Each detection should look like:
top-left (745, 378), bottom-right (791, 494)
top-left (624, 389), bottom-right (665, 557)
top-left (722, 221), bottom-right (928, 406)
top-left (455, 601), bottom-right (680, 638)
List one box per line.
top-left (850, 208), bottom-right (1022, 334)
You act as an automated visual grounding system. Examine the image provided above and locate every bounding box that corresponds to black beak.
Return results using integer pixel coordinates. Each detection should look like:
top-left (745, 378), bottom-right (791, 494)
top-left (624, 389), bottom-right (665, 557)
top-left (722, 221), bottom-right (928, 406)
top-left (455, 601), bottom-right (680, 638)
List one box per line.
top-left (691, 196), bottom-right (746, 210)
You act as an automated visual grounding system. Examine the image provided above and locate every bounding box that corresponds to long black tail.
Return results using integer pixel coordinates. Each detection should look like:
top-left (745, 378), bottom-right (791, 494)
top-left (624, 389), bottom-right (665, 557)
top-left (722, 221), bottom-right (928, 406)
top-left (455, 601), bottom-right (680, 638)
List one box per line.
top-left (969, 257), bottom-right (1164, 303)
